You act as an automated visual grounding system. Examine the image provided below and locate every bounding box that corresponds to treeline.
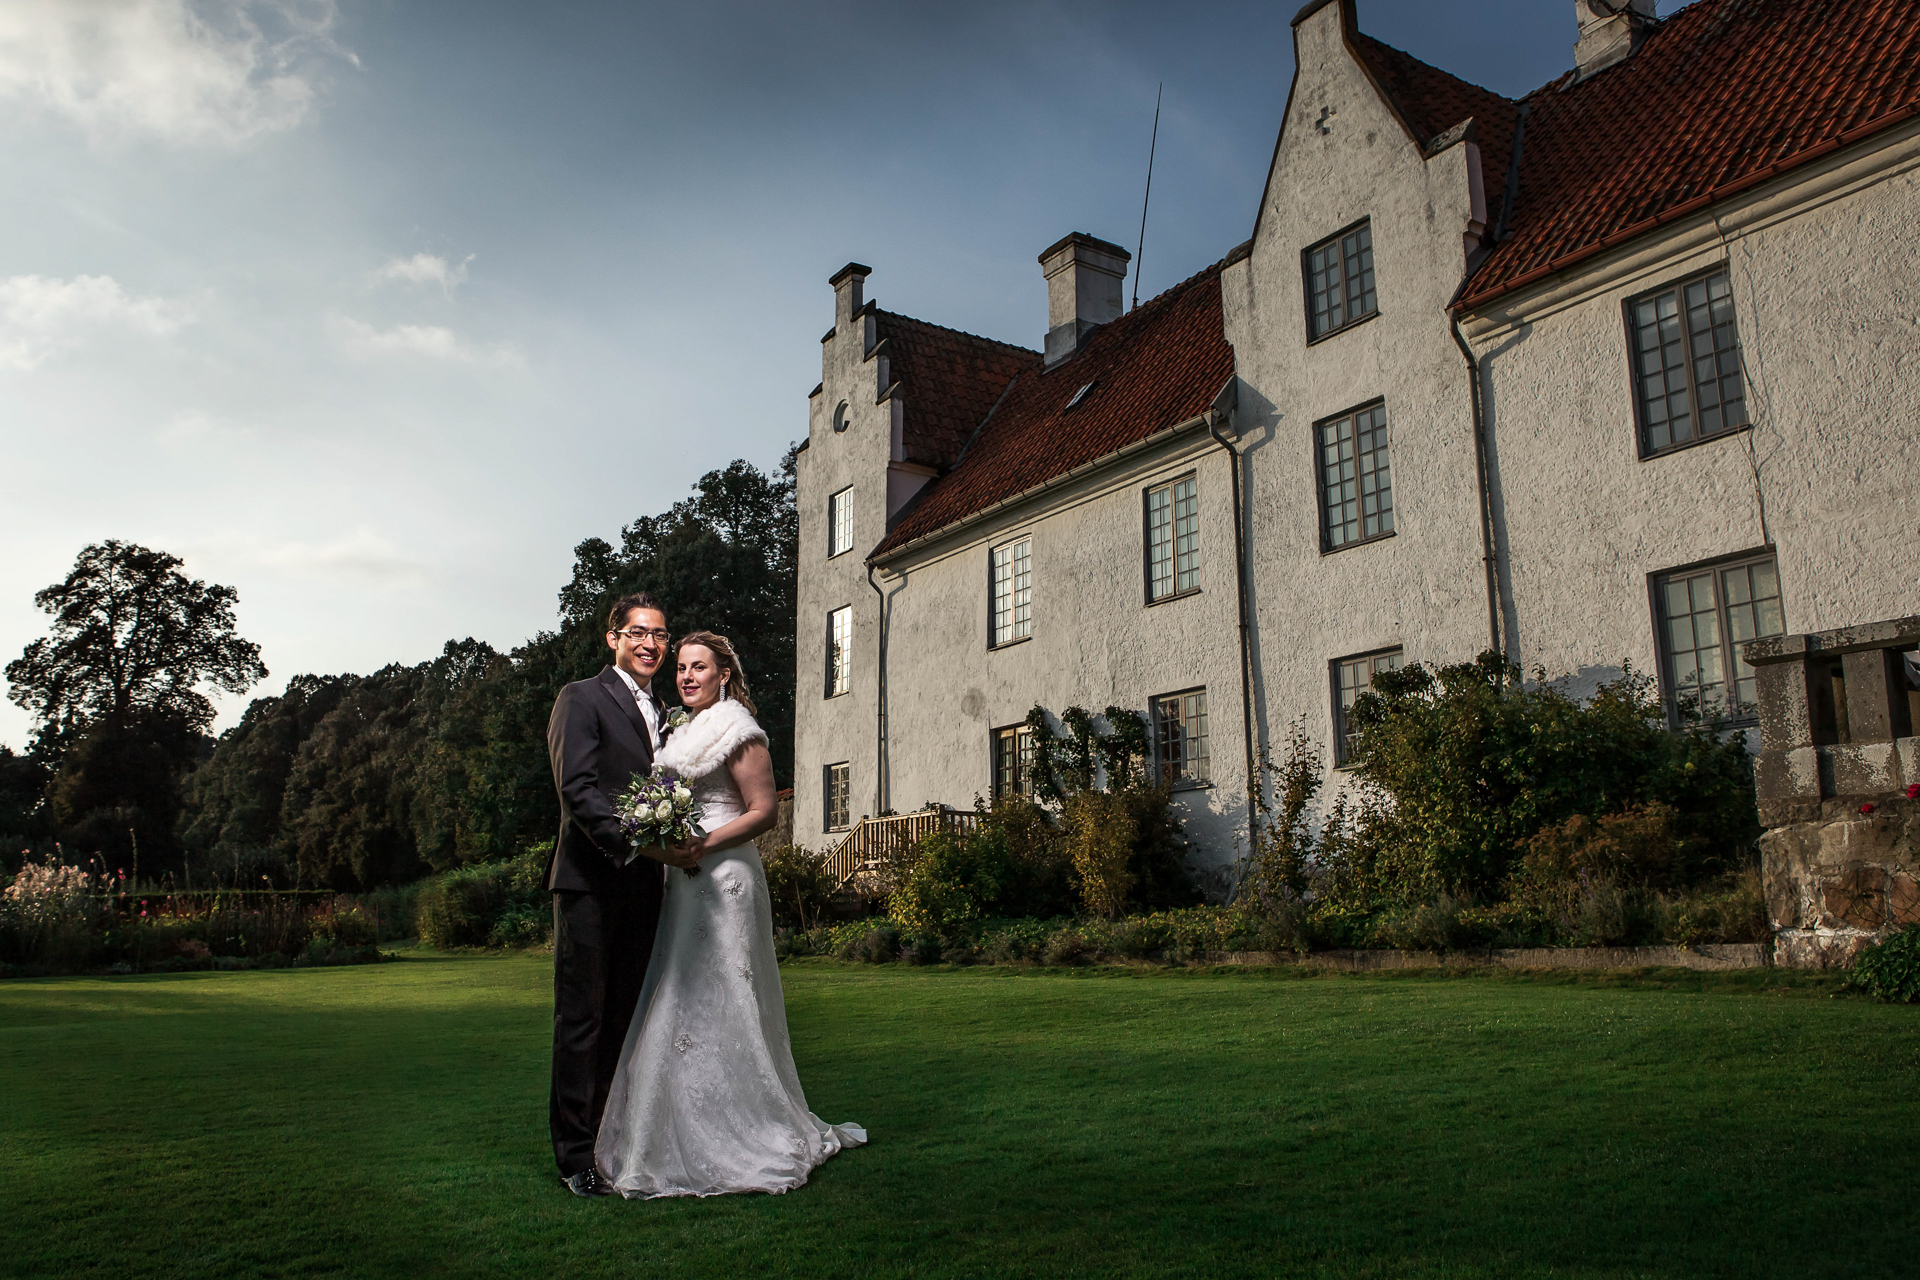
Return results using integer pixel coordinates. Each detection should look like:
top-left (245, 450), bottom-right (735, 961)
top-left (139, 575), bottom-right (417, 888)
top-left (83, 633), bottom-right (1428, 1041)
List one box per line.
top-left (4, 454), bottom-right (797, 892)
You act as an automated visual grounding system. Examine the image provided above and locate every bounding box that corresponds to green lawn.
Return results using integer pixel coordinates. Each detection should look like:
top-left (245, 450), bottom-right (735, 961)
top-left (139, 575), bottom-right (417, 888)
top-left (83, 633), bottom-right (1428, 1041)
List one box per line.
top-left (1, 954), bottom-right (1914, 1279)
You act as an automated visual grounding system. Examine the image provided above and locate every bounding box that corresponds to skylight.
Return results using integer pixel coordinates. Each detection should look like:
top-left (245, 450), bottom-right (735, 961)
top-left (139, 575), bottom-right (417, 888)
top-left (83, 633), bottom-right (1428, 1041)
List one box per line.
top-left (1065, 380), bottom-right (1096, 410)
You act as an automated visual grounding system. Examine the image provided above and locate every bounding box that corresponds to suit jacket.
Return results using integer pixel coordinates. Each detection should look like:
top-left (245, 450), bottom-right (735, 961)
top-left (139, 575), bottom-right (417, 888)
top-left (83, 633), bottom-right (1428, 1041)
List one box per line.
top-left (546, 666), bottom-right (667, 895)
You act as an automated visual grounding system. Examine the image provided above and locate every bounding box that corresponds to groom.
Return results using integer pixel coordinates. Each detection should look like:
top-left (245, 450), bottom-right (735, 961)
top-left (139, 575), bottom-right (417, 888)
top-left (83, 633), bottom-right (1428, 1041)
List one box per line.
top-left (546, 591), bottom-right (699, 1197)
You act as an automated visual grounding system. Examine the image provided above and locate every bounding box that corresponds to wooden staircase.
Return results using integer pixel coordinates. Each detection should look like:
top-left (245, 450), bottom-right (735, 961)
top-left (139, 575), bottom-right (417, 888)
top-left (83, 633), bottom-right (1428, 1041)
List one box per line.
top-left (823, 805), bottom-right (981, 897)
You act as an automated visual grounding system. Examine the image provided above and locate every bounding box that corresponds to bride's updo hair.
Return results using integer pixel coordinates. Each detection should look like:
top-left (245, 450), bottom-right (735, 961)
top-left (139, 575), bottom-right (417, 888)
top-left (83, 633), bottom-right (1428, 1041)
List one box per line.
top-left (676, 630), bottom-right (758, 716)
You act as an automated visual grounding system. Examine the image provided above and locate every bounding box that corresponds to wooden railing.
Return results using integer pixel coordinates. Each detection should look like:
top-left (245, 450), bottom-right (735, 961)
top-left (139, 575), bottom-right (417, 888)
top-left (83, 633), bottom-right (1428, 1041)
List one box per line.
top-left (823, 806), bottom-right (981, 895)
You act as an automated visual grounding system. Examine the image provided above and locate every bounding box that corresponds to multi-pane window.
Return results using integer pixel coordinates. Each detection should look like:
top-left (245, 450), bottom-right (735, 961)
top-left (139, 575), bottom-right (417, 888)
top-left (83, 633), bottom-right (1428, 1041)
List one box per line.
top-left (990, 537), bottom-right (1033, 646)
top-left (1318, 402), bottom-right (1393, 551)
top-left (1631, 268), bottom-right (1748, 454)
top-left (824, 762), bottom-right (851, 831)
top-left (828, 487), bottom-right (853, 558)
top-left (1146, 474), bottom-right (1200, 602)
top-left (826, 606), bottom-right (852, 697)
top-left (1333, 649), bottom-right (1404, 764)
top-left (1306, 221), bottom-right (1377, 339)
top-left (1153, 689), bottom-right (1210, 787)
top-left (992, 725), bottom-right (1036, 799)
top-left (1656, 556), bottom-right (1785, 724)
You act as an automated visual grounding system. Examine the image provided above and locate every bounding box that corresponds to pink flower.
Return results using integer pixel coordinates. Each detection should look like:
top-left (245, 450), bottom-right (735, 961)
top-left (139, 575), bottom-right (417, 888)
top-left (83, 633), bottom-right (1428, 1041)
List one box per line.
top-left (1860, 802), bottom-right (1877, 815)
top-left (1908, 783), bottom-right (1920, 799)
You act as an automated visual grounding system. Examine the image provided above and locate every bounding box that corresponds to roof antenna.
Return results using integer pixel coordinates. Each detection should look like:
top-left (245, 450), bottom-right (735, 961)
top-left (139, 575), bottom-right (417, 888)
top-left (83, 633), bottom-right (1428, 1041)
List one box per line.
top-left (1132, 82), bottom-right (1161, 311)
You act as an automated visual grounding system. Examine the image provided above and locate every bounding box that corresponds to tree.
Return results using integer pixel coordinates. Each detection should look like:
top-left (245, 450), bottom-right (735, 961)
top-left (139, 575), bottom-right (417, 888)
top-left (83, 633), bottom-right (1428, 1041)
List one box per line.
top-left (6, 542), bottom-right (266, 874)
top-left (6, 540), bottom-right (267, 743)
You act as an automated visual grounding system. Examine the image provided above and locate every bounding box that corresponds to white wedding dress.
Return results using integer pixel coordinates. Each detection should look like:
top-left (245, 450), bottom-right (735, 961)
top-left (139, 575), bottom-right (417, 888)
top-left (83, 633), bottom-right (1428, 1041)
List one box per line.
top-left (595, 698), bottom-right (865, 1197)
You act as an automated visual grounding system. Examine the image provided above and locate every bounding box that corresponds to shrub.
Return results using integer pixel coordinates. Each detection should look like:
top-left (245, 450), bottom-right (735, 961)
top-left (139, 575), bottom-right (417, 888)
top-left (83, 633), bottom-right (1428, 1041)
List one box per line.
top-left (1061, 792), bottom-right (1135, 918)
top-left (978, 916), bottom-right (1058, 963)
top-left (888, 826), bottom-right (1008, 939)
top-left (1042, 927), bottom-right (1093, 966)
top-left (762, 844), bottom-right (836, 930)
top-left (1369, 894), bottom-right (1498, 952)
top-left (414, 844), bottom-right (550, 949)
top-left (985, 797), bottom-right (1076, 918)
top-left (1347, 654), bottom-right (1759, 903)
top-left (1848, 925), bottom-right (1920, 1003)
top-left (898, 935), bottom-right (943, 965)
top-left (834, 922), bottom-right (900, 964)
top-left (1, 861), bottom-right (102, 967)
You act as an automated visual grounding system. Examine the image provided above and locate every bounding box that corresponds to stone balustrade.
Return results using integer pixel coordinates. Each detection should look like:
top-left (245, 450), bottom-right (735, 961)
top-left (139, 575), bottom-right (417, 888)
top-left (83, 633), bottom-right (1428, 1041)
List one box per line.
top-left (1744, 616), bottom-right (1920, 966)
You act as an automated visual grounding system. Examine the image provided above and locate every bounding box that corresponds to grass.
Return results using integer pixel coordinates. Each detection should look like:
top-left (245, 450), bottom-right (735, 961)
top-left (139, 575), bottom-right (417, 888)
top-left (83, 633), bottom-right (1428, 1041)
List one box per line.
top-left (1, 953), bottom-right (1915, 1279)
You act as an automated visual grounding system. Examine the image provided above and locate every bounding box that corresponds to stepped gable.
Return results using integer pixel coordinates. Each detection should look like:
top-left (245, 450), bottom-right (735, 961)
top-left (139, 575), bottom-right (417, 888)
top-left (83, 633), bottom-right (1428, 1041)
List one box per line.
top-left (1352, 31), bottom-right (1518, 170)
top-left (874, 311), bottom-right (1040, 469)
top-left (872, 262), bottom-right (1233, 559)
top-left (1460, 0), bottom-right (1920, 309)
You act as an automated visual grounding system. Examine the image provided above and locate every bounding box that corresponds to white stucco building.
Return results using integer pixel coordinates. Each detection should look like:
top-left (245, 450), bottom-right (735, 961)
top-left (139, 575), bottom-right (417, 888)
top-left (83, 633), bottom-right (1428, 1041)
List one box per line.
top-left (793, 0), bottom-right (1920, 884)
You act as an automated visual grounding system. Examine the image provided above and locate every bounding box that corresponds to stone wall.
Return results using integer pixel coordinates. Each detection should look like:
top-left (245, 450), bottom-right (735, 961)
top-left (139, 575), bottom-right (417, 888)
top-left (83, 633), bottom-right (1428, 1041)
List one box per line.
top-left (1762, 795), bottom-right (1920, 968)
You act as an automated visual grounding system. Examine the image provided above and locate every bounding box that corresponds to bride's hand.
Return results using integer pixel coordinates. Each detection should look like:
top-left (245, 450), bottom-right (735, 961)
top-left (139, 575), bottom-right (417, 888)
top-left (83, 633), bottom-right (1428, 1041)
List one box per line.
top-left (671, 834), bottom-right (711, 865)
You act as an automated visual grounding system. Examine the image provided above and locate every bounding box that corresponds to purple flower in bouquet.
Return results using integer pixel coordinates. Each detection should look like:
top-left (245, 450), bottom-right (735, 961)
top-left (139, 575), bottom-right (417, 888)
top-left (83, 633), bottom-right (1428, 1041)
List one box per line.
top-left (614, 764), bottom-right (705, 873)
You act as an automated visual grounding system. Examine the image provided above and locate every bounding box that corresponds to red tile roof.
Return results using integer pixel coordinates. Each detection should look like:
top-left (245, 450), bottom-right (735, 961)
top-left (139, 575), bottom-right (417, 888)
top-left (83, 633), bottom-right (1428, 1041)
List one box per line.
top-left (873, 311), bottom-right (1040, 469)
top-left (1459, 0), bottom-right (1920, 309)
top-left (872, 262), bottom-right (1234, 559)
top-left (1353, 31), bottom-right (1518, 172)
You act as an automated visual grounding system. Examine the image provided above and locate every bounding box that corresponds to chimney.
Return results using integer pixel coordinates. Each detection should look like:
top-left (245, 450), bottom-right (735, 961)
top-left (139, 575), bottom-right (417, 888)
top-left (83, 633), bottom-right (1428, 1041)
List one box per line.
top-left (1039, 233), bottom-right (1130, 368)
top-left (1573, 0), bottom-right (1655, 81)
top-left (830, 262), bottom-right (870, 328)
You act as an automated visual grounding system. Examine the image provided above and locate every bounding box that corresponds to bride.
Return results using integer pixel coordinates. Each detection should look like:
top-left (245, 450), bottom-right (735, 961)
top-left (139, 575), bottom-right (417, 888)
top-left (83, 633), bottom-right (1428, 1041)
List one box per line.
top-left (595, 629), bottom-right (865, 1197)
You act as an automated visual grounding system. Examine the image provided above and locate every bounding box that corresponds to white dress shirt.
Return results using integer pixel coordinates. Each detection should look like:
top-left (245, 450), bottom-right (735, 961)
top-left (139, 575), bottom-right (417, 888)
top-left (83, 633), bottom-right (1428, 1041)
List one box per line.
top-left (612, 664), bottom-right (662, 751)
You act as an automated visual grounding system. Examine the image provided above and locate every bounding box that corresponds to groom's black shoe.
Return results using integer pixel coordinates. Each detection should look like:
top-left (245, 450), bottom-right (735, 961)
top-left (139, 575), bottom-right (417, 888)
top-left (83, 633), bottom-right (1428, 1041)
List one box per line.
top-left (562, 1168), bottom-right (614, 1198)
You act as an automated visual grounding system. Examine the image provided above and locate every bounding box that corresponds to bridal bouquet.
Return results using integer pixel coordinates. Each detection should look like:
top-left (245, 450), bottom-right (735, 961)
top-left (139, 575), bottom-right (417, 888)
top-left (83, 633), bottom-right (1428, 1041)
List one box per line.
top-left (614, 765), bottom-right (705, 873)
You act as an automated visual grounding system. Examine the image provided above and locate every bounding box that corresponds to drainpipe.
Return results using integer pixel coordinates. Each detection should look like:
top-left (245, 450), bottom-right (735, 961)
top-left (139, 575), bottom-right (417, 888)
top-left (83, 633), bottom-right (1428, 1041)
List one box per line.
top-left (1207, 410), bottom-right (1258, 854)
top-left (1450, 316), bottom-right (1503, 656)
top-left (866, 562), bottom-right (888, 817)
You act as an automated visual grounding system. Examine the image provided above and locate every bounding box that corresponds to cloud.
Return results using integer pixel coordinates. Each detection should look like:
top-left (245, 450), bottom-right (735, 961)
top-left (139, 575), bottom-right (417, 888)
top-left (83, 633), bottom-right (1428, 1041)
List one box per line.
top-left (157, 409), bottom-right (252, 450)
top-left (376, 252), bottom-right (474, 292)
top-left (250, 527), bottom-right (430, 586)
top-left (0, 273), bottom-right (195, 369)
top-left (0, 0), bottom-right (352, 148)
top-left (330, 315), bottom-right (521, 367)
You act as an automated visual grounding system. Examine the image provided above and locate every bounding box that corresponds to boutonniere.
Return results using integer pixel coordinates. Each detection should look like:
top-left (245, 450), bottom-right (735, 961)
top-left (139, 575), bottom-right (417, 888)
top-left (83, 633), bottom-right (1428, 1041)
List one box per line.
top-left (665, 707), bottom-right (691, 731)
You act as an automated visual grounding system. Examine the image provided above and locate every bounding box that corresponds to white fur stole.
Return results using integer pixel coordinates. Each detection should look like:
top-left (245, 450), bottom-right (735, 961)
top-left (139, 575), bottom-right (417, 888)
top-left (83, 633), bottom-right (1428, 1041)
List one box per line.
top-left (654, 698), bottom-right (767, 784)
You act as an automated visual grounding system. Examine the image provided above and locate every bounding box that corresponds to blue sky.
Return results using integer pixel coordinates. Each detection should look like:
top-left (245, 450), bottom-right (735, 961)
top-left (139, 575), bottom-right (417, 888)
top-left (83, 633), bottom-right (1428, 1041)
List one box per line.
top-left (0, 0), bottom-right (1690, 749)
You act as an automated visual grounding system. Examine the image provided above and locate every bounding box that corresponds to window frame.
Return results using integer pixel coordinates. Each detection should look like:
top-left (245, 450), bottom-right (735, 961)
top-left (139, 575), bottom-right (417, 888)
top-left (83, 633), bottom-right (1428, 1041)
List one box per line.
top-left (1302, 218), bottom-right (1380, 344)
top-left (1625, 264), bottom-right (1751, 460)
top-left (825, 605), bottom-right (852, 698)
top-left (827, 486), bottom-right (854, 559)
top-left (988, 534), bottom-right (1034, 649)
top-left (823, 761), bottom-right (852, 832)
top-left (1143, 472), bottom-right (1202, 605)
top-left (1151, 687), bottom-right (1211, 789)
top-left (1331, 646), bottom-right (1405, 767)
top-left (1315, 398), bottom-right (1396, 555)
top-left (991, 724), bottom-right (1036, 800)
top-left (1649, 549), bottom-right (1785, 730)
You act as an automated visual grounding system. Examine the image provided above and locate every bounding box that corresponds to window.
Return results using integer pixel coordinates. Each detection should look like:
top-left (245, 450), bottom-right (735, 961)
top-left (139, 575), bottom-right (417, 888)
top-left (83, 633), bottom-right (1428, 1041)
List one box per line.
top-left (1153, 689), bottom-right (1209, 787)
top-left (1318, 402), bottom-right (1393, 551)
top-left (826, 606), bottom-right (852, 697)
top-left (1306, 221), bottom-right (1377, 340)
top-left (1630, 268), bottom-right (1748, 454)
top-left (827, 487), bottom-right (853, 558)
top-left (990, 537), bottom-right (1032, 646)
top-left (1145, 474), bottom-right (1200, 602)
top-left (1333, 649), bottom-right (1404, 765)
top-left (823, 762), bottom-right (851, 831)
top-left (1655, 555), bottom-right (1784, 725)
top-left (992, 725), bottom-right (1036, 799)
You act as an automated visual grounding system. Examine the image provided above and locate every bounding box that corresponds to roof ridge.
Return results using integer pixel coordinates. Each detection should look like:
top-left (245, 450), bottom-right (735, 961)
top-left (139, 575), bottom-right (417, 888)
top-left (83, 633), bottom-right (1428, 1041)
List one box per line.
top-left (874, 309), bottom-right (1040, 357)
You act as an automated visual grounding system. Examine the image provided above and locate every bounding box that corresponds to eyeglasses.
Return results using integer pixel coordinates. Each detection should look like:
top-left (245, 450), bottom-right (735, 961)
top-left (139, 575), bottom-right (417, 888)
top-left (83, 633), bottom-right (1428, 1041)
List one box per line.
top-left (611, 626), bottom-right (672, 644)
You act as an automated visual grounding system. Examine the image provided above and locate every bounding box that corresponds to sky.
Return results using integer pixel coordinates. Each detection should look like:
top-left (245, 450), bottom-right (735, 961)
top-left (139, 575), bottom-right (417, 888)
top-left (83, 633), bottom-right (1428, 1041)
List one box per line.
top-left (0, 0), bottom-right (1694, 751)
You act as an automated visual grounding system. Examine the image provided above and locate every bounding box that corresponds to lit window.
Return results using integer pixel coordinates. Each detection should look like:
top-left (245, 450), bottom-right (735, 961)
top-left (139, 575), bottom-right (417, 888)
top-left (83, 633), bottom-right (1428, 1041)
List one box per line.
top-left (828, 487), bottom-right (853, 558)
top-left (1306, 221), bottom-right (1377, 340)
top-left (826, 606), bottom-right (852, 697)
top-left (824, 762), bottom-right (851, 831)
top-left (1655, 556), bottom-right (1784, 724)
top-left (1153, 689), bottom-right (1209, 787)
top-left (1630, 268), bottom-right (1747, 455)
top-left (1318, 402), bottom-right (1393, 551)
top-left (1333, 649), bottom-right (1403, 765)
top-left (992, 725), bottom-right (1036, 799)
top-left (991, 537), bottom-right (1032, 646)
top-left (1146, 474), bottom-right (1200, 602)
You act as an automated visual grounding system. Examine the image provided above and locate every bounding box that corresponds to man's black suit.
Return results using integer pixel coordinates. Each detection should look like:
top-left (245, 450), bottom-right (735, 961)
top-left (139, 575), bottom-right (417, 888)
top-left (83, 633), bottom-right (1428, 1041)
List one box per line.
top-left (546, 665), bottom-right (667, 1177)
